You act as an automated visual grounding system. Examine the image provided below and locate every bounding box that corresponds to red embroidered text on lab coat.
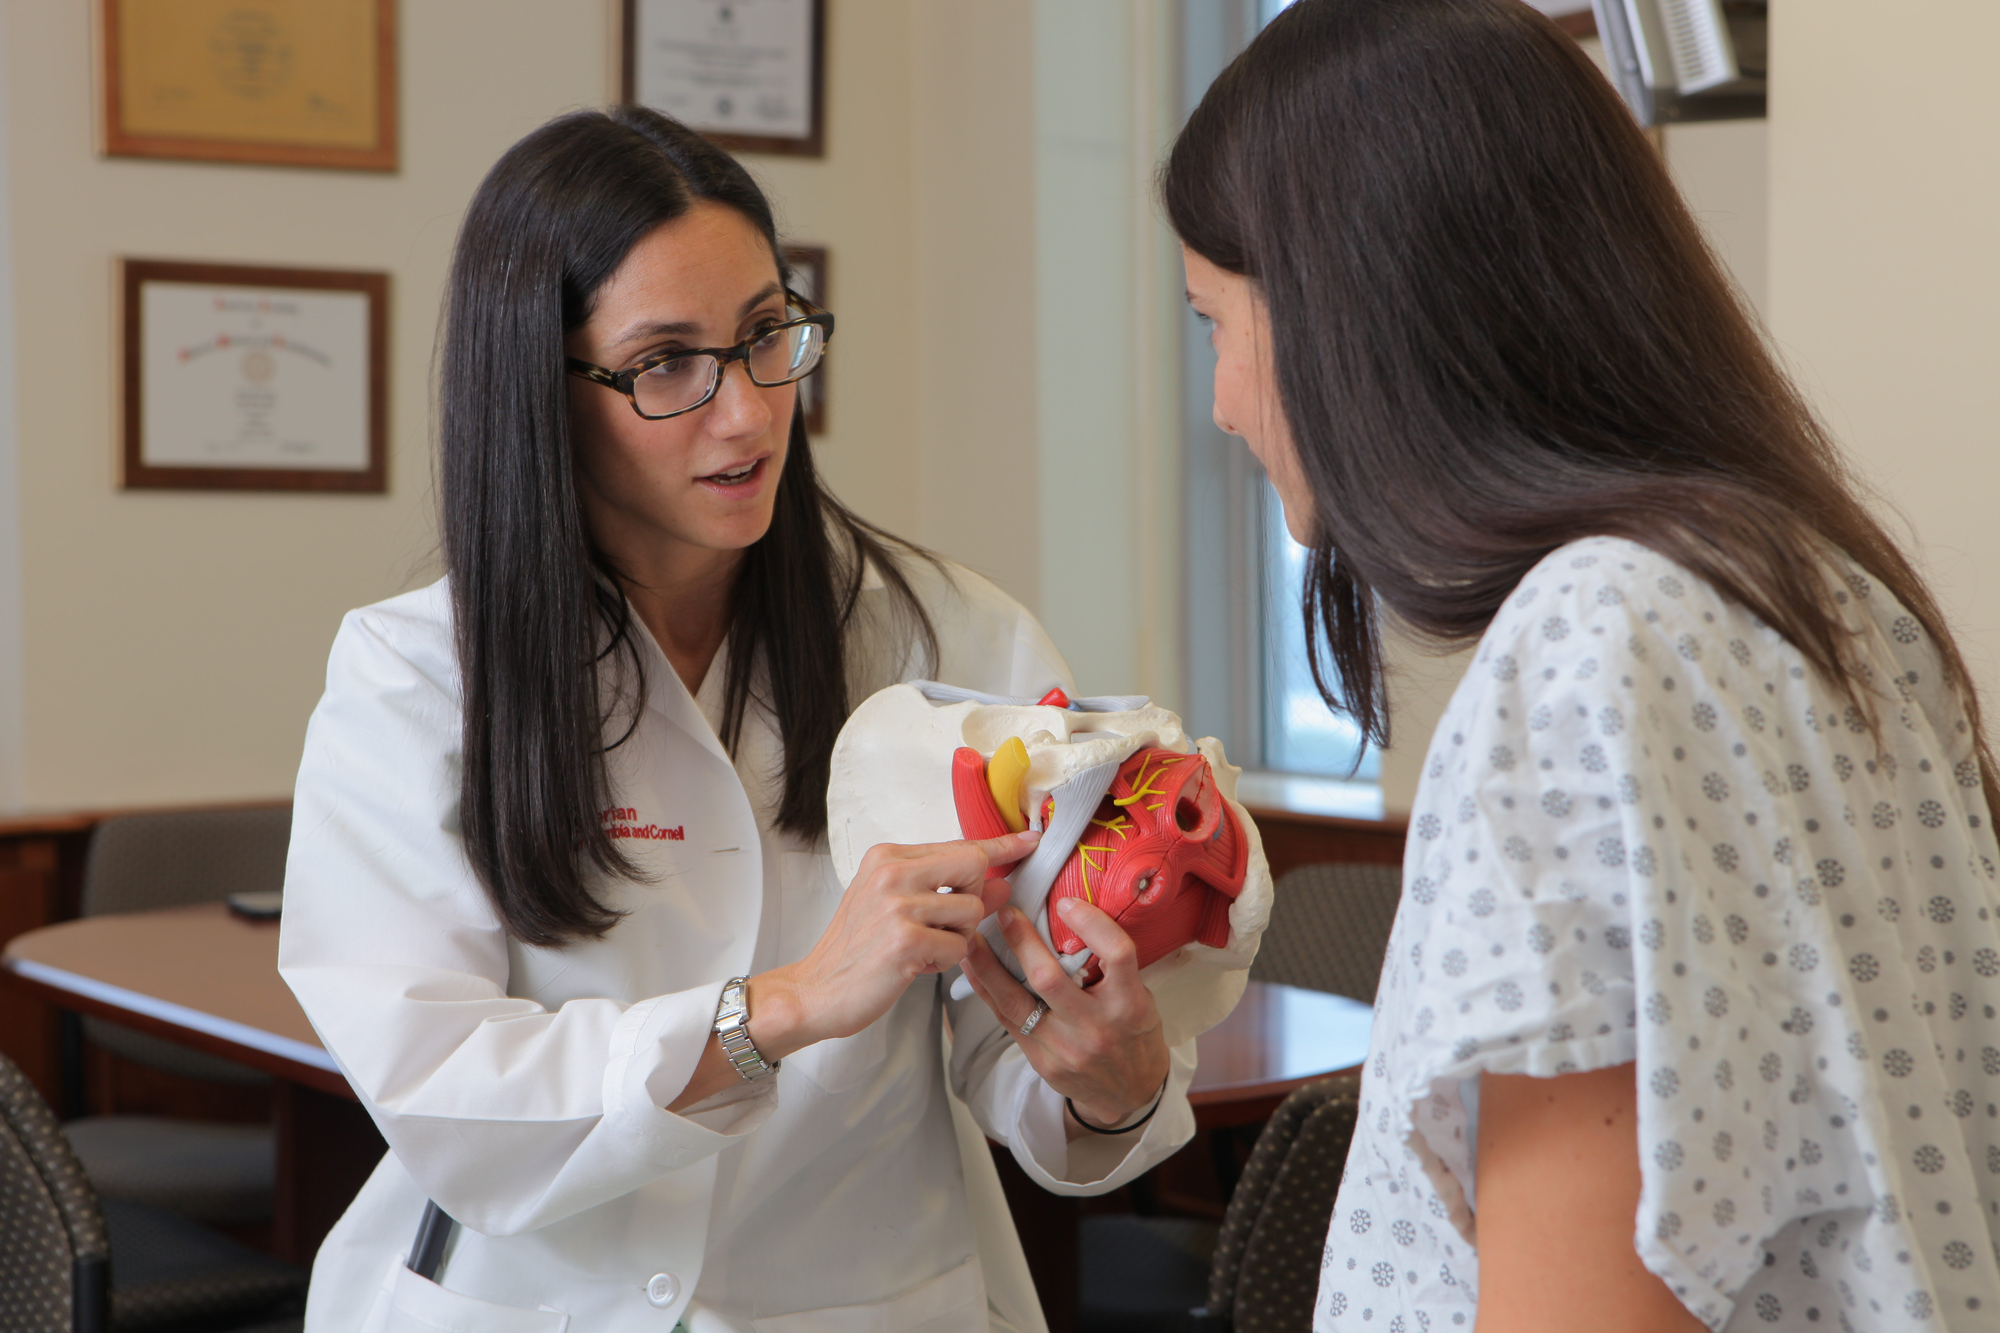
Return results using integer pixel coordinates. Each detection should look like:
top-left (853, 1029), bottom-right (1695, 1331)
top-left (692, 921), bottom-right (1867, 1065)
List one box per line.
top-left (599, 808), bottom-right (685, 841)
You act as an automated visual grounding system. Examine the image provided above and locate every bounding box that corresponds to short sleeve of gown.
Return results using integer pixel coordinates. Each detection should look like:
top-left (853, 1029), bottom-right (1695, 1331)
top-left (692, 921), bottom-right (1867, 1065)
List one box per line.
top-left (1372, 539), bottom-right (1998, 1330)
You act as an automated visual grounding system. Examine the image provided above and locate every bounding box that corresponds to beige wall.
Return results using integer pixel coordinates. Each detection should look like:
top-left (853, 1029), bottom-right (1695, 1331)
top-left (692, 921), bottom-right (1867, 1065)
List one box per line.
top-left (0, 1), bottom-right (1199, 812)
top-left (755, 2), bottom-right (923, 543)
top-left (909, 5), bottom-right (1038, 599)
top-left (2, 1), bottom-right (613, 809)
top-left (1664, 119), bottom-right (1769, 321)
top-left (1768, 0), bottom-right (2000, 703)
top-left (0, 0), bottom-right (1002, 811)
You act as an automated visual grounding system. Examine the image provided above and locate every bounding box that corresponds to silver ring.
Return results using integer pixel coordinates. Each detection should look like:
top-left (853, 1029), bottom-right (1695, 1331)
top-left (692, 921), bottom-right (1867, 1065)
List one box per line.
top-left (1019, 1003), bottom-right (1049, 1038)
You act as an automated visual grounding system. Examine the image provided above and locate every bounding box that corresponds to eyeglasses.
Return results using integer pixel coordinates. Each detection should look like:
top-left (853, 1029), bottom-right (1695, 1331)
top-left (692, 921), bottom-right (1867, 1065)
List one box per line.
top-left (566, 291), bottom-right (834, 421)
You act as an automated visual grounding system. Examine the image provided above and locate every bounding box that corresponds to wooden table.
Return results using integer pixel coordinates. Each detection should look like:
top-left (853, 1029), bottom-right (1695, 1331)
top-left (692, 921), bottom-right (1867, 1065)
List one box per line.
top-left (0, 801), bottom-right (292, 1105)
top-left (1191, 979), bottom-right (1371, 1124)
top-left (0, 798), bottom-right (1401, 1112)
top-left (5, 902), bottom-right (1372, 1320)
top-left (3, 901), bottom-right (383, 1263)
top-left (5, 901), bottom-right (1373, 1114)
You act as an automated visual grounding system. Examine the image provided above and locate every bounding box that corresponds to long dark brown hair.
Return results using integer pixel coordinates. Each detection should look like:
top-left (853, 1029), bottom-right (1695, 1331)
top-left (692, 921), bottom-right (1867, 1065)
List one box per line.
top-left (1163, 0), bottom-right (1992, 802)
top-left (441, 107), bottom-right (935, 946)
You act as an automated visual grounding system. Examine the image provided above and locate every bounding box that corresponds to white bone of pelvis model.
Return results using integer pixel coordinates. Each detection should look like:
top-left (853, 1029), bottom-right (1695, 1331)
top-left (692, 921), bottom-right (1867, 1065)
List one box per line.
top-left (826, 682), bottom-right (1273, 1048)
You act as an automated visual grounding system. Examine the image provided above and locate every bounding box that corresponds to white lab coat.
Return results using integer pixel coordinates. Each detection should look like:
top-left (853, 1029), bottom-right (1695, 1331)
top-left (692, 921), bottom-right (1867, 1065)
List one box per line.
top-left (278, 556), bottom-right (1203, 1333)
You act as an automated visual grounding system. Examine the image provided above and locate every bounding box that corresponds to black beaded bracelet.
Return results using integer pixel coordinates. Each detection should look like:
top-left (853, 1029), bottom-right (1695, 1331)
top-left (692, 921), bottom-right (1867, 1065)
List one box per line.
top-left (1066, 1080), bottom-right (1169, 1136)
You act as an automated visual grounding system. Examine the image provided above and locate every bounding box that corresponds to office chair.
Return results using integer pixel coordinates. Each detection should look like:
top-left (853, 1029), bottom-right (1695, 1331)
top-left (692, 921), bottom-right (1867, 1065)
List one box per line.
top-left (1199, 1075), bottom-right (1361, 1332)
top-left (64, 807), bottom-right (291, 1226)
top-left (1079, 1074), bottom-right (1364, 1333)
top-left (1250, 862), bottom-right (1402, 1003)
top-left (0, 1052), bottom-right (305, 1333)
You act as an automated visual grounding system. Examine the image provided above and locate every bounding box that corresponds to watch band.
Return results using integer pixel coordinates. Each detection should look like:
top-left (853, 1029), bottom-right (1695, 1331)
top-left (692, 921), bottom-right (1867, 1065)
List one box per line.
top-left (714, 977), bottom-right (779, 1080)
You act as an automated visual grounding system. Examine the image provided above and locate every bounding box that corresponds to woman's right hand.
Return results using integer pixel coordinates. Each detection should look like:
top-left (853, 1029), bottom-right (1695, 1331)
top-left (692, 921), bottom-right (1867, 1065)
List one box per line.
top-left (747, 830), bottom-right (1039, 1059)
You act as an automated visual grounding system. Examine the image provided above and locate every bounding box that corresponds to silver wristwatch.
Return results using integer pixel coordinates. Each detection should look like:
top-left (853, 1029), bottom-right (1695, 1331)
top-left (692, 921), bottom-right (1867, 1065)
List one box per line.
top-left (714, 977), bottom-right (779, 1080)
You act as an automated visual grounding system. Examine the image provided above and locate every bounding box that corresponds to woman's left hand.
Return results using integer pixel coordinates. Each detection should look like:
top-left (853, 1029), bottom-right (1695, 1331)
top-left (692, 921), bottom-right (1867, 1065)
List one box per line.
top-left (960, 898), bottom-right (1171, 1134)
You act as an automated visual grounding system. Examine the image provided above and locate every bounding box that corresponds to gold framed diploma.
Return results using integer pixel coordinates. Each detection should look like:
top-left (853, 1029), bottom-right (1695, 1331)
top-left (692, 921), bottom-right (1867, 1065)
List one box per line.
top-left (101, 0), bottom-right (398, 171)
top-left (783, 245), bottom-right (828, 434)
top-left (625, 0), bottom-right (825, 157)
top-left (122, 259), bottom-right (389, 493)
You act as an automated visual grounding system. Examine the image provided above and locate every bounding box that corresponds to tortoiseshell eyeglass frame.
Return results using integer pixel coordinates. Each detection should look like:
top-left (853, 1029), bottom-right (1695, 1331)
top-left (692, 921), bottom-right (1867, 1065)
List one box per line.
top-left (564, 290), bottom-right (834, 421)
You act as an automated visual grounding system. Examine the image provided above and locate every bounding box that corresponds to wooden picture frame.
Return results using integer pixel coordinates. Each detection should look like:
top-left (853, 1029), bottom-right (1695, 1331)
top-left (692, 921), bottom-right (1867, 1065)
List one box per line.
top-left (101, 0), bottom-right (398, 172)
top-left (783, 245), bottom-right (828, 435)
top-left (624, 0), bottom-right (826, 158)
top-left (122, 260), bottom-right (389, 493)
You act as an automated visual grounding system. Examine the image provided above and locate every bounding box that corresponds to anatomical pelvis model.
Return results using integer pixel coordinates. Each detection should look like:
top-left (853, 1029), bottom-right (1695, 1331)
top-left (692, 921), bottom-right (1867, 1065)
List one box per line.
top-left (827, 682), bottom-right (1272, 1047)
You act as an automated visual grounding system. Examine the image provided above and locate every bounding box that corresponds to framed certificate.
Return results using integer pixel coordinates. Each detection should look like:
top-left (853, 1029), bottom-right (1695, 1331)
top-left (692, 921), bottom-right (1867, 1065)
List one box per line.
top-left (625, 0), bottom-right (825, 157)
top-left (101, 0), bottom-right (398, 171)
top-left (122, 260), bottom-right (389, 492)
top-left (783, 245), bottom-right (828, 435)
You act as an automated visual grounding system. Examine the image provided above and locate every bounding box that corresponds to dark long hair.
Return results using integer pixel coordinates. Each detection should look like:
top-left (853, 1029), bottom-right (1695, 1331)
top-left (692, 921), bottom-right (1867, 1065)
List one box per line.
top-left (1163, 0), bottom-right (1992, 798)
top-left (441, 107), bottom-right (935, 946)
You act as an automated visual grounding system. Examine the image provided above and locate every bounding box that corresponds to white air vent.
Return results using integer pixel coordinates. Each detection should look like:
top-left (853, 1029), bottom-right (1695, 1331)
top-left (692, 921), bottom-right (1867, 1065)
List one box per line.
top-left (1658, 0), bottom-right (1738, 94)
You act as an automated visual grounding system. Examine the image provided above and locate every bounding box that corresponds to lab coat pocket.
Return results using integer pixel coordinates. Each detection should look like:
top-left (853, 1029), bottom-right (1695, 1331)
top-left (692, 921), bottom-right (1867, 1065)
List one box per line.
top-left (779, 851), bottom-right (890, 1094)
top-left (380, 1264), bottom-right (571, 1333)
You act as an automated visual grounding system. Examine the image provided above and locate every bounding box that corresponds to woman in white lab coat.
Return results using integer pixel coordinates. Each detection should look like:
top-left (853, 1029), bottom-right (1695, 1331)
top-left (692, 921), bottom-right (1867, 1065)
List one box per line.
top-left (278, 107), bottom-right (1202, 1332)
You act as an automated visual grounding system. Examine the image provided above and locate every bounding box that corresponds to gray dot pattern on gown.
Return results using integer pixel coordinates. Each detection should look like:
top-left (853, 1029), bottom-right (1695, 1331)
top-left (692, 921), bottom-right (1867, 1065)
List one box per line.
top-left (1314, 536), bottom-right (2000, 1332)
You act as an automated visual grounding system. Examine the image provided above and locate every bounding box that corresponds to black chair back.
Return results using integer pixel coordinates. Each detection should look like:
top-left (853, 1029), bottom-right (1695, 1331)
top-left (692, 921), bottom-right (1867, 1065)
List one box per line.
top-left (0, 1053), bottom-right (111, 1333)
top-left (79, 807), bottom-right (291, 1085)
top-left (81, 807), bottom-right (292, 918)
top-left (0, 1054), bottom-right (307, 1333)
top-left (1205, 1075), bottom-right (1361, 1333)
top-left (1252, 863), bottom-right (1401, 1002)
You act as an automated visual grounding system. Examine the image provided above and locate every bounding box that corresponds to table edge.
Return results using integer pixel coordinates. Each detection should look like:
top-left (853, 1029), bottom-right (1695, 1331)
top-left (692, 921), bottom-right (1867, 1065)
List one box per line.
top-left (3, 955), bottom-right (351, 1097)
top-left (1187, 1065), bottom-right (1362, 1129)
top-left (1188, 1065), bottom-right (1362, 1107)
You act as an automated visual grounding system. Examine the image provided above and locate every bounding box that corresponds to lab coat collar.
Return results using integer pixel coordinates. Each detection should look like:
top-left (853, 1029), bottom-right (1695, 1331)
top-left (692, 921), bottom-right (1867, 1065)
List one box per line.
top-left (613, 599), bottom-right (736, 772)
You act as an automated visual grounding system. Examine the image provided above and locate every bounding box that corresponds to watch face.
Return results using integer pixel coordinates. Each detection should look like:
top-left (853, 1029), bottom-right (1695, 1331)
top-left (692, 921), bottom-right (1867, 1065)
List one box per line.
top-left (717, 979), bottom-right (749, 1025)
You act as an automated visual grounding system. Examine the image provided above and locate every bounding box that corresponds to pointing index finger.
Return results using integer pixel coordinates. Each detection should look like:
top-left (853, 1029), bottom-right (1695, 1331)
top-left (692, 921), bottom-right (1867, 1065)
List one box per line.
top-left (973, 829), bottom-right (1040, 865)
top-left (887, 830), bottom-right (1040, 898)
top-left (961, 830), bottom-right (1040, 908)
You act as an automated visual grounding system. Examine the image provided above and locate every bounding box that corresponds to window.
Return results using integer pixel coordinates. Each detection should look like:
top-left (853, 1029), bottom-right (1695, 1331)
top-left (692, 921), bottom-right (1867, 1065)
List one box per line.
top-left (1260, 480), bottom-right (1378, 781)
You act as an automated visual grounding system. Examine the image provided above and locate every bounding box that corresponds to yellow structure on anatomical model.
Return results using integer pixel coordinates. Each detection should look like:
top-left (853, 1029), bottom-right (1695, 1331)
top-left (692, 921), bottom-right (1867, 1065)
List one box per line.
top-left (986, 736), bottom-right (1031, 834)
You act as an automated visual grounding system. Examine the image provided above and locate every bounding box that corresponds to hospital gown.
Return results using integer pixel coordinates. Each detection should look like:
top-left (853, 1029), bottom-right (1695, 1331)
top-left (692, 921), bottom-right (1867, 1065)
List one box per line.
top-left (1315, 536), bottom-right (2000, 1332)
